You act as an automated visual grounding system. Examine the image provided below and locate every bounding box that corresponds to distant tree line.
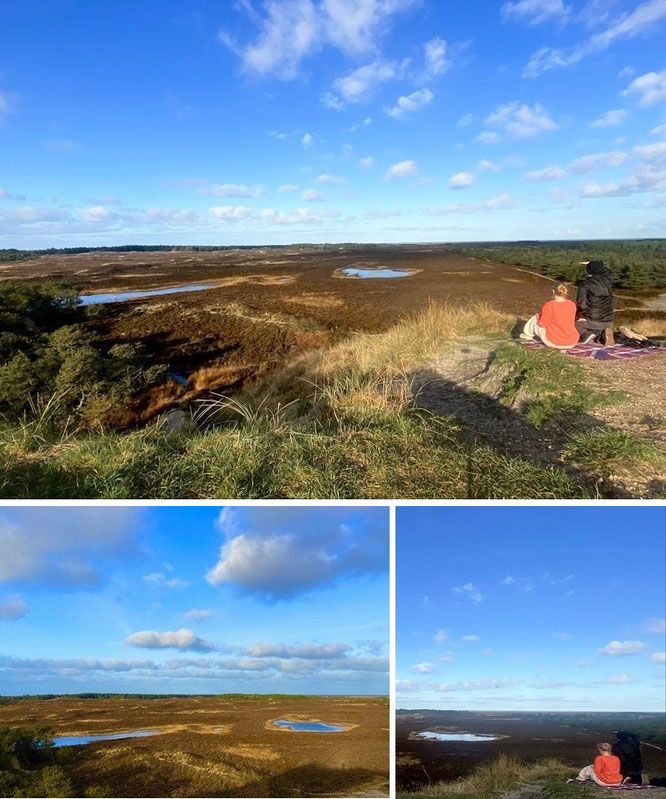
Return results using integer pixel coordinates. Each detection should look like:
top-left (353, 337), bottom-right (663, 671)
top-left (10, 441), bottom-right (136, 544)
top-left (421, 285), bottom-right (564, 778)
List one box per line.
top-left (447, 240), bottom-right (666, 290)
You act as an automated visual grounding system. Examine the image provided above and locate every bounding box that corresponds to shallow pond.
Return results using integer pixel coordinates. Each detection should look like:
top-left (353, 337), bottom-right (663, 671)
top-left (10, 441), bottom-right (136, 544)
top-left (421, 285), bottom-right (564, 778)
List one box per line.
top-left (79, 282), bottom-right (218, 306)
top-left (339, 267), bottom-right (414, 279)
top-left (53, 730), bottom-right (159, 747)
top-left (273, 719), bottom-right (346, 732)
top-left (417, 731), bottom-right (499, 742)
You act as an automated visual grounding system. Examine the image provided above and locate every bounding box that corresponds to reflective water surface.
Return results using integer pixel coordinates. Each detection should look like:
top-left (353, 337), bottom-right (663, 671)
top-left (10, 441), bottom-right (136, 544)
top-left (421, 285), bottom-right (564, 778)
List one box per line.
top-left (417, 731), bottom-right (499, 742)
top-left (273, 719), bottom-right (346, 732)
top-left (79, 283), bottom-right (218, 305)
top-left (339, 267), bottom-right (414, 279)
top-left (53, 730), bottom-right (159, 747)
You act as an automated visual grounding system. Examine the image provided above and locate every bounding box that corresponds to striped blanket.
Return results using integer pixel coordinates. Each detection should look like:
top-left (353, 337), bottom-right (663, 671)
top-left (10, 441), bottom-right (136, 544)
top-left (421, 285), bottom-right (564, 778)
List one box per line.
top-left (522, 340), bottom-right (665, 361)
top-left (566, 780), bottom-right (661, 790)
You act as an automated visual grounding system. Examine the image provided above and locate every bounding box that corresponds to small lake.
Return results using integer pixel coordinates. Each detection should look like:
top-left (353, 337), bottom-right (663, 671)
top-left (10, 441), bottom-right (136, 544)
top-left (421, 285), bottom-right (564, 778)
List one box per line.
top-left (53, 730), bottom-right (159, 747)
top-left (79, 282), bottom-right (218, 306)
top-left (273, 719), bottom-right (346, 733)
top-left (417, 731), bottom-right (499, 742)
top-left (339, 267), bottom-right (414, 279)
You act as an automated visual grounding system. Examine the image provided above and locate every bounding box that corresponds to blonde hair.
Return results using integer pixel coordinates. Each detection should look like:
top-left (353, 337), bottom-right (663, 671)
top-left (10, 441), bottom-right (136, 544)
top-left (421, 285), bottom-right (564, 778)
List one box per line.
top-left (598, 743), bottom-right (612, 753)
top-left (553, 282), bottom-right (568, 297)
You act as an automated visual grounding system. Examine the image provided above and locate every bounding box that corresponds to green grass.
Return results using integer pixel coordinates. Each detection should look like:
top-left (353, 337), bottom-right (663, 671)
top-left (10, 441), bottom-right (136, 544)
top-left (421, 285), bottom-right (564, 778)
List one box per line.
top-left (565, 429), bottom-right (666, 474)
top-left (492, 344), bottom-right (625, 428)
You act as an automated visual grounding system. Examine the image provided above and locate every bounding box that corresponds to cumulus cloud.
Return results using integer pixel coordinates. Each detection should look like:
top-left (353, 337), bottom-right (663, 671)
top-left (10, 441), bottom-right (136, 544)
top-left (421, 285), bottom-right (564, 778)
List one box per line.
top-left (523, 0), bottom-right (666, 78)
top-left (651, 652), bottom-right (666, 663)
top-left (0, 595), bottom-right (28, 621)
top-left (623, 68), bottom-right (666, 106)
top-left (476, 131), bottom-right (501, 144)
top-left (435, 629), bottom-right (449, 644)
top-left (482, 101), bottom-right (559, 139)
top-left (386, 160), bottom-right (418, 180)
top-left (448, 171), bottom-right (476, 189)
top-left (359, 156), bottom-right (375, 168)
top-left (599, 640), bottom-right (646, 656)
top-left (525, 165), bottom-right (566, 181)
top-left (590, 109), bottom-right (628, 127)
top-left (411, 661), bottom-right (436, 673)
top-left (439, 678), bottom-right (520, 691)
top-left (78, 205), bottom-right (112, 223)
top-left (143, 572), bottom-right (188, 589)
top-left (462, 634), bottom-right (480, 642)
top-left (642, 617), bottom-right (666, 635)
top-left (125, 628), bottom-right (215, 652)
top-left (0, 508), bottom-right (140, 588)
top-left (500, 575), bottom-right (516, 585)
top-left (453, 582), bottom-right (484, 603)
top-left (501, 0), bottom-right (571, 25)
top-left (477, 159), bottom-right (499, 171)
top-left (206, 507), bottom-right (387, 600)
top-left (245, 642), bottom-right (351, 659)
top-left (208, 205), bottom-right (252, 220)
top-left (268, 129), bottom-right (288, 139)
top-left (316, 173), bottom-right (348, 185)
top-left (606, 672), bottom-right (636, 684)
top-left (385, 88), bottom-right (434, 119)
top-left (302, 188), bottom-right (325, 201)
top-left (278, 184), bottom-right (300, 192)
top-left (421, 37), bottom-right (450, 80)
top-left (321, 91), bottom-right (346, 110)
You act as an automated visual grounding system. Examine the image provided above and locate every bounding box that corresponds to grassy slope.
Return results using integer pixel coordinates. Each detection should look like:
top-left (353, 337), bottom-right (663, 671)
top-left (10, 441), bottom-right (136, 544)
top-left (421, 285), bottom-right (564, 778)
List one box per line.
top-left (0, 302), bottom-right (663, 499)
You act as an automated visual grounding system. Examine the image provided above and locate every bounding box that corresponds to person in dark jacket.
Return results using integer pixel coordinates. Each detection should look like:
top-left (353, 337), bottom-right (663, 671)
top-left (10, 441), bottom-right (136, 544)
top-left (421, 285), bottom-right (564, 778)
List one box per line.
top-left (576, 260), bottom-right (615, 343)
top-left (611, 730), bottom-right (644, 785)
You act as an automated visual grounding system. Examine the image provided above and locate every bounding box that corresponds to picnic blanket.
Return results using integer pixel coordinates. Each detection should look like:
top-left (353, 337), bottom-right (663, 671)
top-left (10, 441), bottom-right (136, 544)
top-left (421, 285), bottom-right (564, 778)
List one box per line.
top-left (566, 780), bottom-right (661, 790)
top-left (522, 339), bottom-right (665, 361)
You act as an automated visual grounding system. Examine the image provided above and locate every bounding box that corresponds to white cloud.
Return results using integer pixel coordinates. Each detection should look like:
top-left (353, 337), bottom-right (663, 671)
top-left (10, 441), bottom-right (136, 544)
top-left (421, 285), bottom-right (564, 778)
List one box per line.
top-left (359, 156), bottom-right (375, 168)
top-left (567, 150), bottom-right (628, 172)
top-left (143, 572), bottom-right (189, 589)
top-left (624, 68), bottom-right (666, 106)
top-left (321, 91), bottom-right (346, 110)
top-left (457, 113), bottom-right (474, 127)
top-left (268, 129), bottom-right (288, 139)
top-left (651, 652), bottom-right (666, 663)
top-left (0, 508), bottom-right (140, 588)
top-left (426, 192), bottom-right (516, 214)
top-left (125, 628), bottom-right (215, 652)
top-left (526, 165), bottom-right (566, 181)
top-left (321, 0), bottom-right (417, 55)
top-left (206, 507), bottom-right (387, 600)
top-left (422, 37), bottom-right (450, 80)
top-left (642, 617), bottom-right (666, 635)
top-left (453, 582), bottom-right (484, 603)
top-left (278, 184), bottom-right (300, 193)
top-left (462, 634), bottom-right (480, 642)
top-left (599, 640), bottom-right (646, 656)
top-left (244, 642), bottom-right (351, 659)
top-left (434, 629), bottom-right (449, 645)
top-left (208, 205), bottom-right (252, 220)
top-left (302, 188), bottom-right (325, 201)
top-left (258, 207), bottom-right (332, 224)
top-left (634, 140), bottom-right (666, 162)
top-left (590, 109), bottom-right (628, 127)
top-left (579, 165), bottom-right (666, 197)
top-left (385, 88), bottom-right (434, 119)
top-left (483, 101), bottom-right (559, 139)
top-left (182, 609), bottom-right (214, 621)
top-left (448, 171), bottom-right (477, 189)
top-left (411, 661), bottom-right (436, 673)
top-left (500, 575), bottom-right (516, 585)
top-left (77, 205), bottom-right (112, 223)
top-left (476, 131), bottom-right (501, 144)
top-left (316, 173), bottom-right (348, 185)
top-left (606, 672), bottom-right (636, 684)
top-left (386, 159), bottom-right (418, 180)
top-left (198, 183), bottom-right (265, 198)
top-left (501, 0), bottom-right (571, 25)
top-left (439, 677), bottom-right (520, 691)
top-left (334, 59), bottom-right (402, 103)
top-left (477, 159), bottom-right (499, 171)
top-left (0, 595), bottom-right (28, 621)
top-left (524, 0), bottom-right (666, 77)
top-left (302, 132), bottom-right (314, 146)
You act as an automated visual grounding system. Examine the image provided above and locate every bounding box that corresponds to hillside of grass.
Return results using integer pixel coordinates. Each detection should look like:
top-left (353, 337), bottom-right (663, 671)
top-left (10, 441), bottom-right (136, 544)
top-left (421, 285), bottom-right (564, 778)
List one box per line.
top-left (1, 294), bottom-right (665, 499)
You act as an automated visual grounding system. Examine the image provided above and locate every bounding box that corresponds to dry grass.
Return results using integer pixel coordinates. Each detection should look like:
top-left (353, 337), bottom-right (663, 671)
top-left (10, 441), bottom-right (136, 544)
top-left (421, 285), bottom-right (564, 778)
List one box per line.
top-left (421, 754), bottom-right (572, 798)
top-left (630, 317), bottom-right (666, 337)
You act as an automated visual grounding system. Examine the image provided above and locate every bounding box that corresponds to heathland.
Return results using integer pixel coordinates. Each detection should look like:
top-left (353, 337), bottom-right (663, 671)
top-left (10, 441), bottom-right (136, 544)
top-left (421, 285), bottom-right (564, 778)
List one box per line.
top-left (397, 709), bottom-right (666, 799)
top-left (1, 241), bottom-right (665, 499)
top-left (0, 694), bottom-right (389, 798)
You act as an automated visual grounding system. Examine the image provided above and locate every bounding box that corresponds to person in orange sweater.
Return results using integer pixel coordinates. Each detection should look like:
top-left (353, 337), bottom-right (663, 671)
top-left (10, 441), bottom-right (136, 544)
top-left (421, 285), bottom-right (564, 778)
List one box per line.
top-left (576, 743), bottom-right (623, 785)
top-left (520, 282), bottom-right (580, 349)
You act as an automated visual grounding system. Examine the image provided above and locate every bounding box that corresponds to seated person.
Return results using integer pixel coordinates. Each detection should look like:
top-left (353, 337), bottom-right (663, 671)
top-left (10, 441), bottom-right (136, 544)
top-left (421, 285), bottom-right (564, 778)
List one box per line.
top-left (520, 282), bottom-right (579, 349)
top-left (576, 743), bottom-right (623, 786)
top-left (612, 731), bottom-right (644, 785)
top-left (576, 260), bottom-right (614, 343)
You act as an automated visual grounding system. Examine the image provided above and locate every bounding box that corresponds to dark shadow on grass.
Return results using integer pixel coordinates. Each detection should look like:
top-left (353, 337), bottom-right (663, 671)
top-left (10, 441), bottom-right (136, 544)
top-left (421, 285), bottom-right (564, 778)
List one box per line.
top-left (231, 763), bottom-right (384, 798)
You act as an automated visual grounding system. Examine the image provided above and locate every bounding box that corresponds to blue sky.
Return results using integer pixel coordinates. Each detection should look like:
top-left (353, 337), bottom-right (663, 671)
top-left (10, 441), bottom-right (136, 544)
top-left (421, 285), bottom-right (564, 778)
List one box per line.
top-left (0, 506), bottom-right (389, 695)
top-left (1, 0), bottom-right (665, 247)
top-left (397, 506), bottom-right (666, 712)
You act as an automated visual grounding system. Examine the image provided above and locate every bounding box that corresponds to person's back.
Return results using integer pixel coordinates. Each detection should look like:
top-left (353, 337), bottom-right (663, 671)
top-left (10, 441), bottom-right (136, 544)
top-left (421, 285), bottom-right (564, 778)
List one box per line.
top-left (538, 296), bottom-right (578, 348)
top-left (593, 753), bottom-right (623, 785)
top-left (612, 731), bottom-right (644, 783)
top-left (576, 260), bottom-right (614, 333)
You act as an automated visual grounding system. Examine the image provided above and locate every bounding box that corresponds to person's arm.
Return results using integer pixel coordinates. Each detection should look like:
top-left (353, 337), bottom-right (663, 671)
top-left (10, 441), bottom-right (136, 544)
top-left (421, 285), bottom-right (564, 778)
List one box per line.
top-left (577, 282), bottom-right (588, 317)
top-left (537, 301), bottom-right (552, 327)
